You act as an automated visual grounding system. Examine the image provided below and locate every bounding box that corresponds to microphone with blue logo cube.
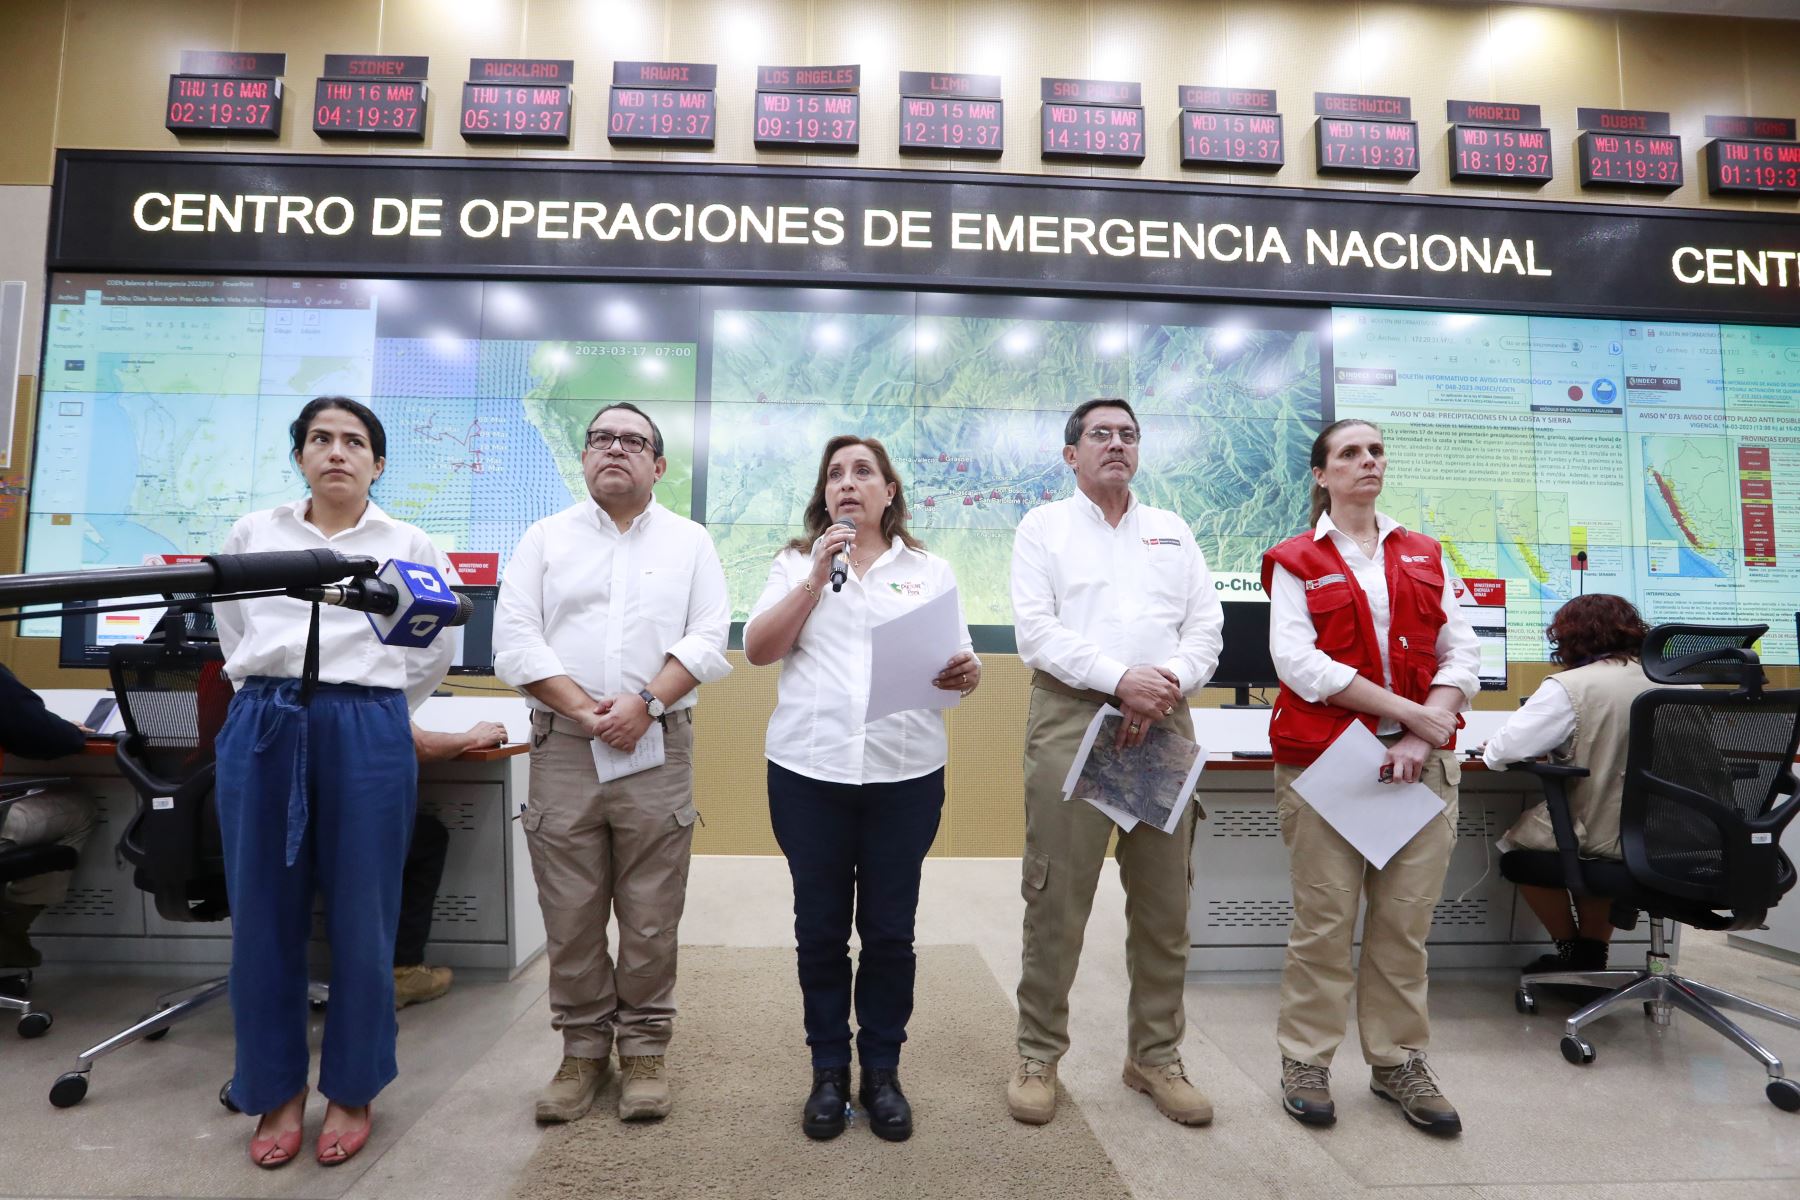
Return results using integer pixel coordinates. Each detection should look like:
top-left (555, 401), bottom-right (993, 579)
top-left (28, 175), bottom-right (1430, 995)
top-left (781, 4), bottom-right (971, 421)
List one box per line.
top-left (367, 559), bottom-right (466, 647)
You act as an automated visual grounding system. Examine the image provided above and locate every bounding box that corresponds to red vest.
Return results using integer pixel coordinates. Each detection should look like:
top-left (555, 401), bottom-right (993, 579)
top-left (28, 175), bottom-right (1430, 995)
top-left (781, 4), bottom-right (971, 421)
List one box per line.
top-left (1258, 528), bottom-right (1457, 767)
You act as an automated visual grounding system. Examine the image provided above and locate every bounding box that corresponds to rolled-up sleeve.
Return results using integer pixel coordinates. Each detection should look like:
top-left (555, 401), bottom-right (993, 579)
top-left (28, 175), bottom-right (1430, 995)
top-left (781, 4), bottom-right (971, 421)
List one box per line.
top-left (1431, 574), bottom-right (1482, 707)
top-left (1268, 562), bottom-right (1359, 702)
top-left (492, 523), bottom-right (565, 690)
top-left (1163, 543), bottom-right (1224, 693)
top-left (666, 530), bottom-right (731, 684)
top-left (1010, 511), bottom-right (1127, 695)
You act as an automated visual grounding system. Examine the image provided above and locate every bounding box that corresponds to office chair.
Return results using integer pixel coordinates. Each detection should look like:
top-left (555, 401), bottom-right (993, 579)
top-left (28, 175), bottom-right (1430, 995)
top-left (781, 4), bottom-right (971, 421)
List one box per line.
top-left (1500, 623), bottom-right (1800, 1111)
top-left (1, 778), bottom-right (76, 1038)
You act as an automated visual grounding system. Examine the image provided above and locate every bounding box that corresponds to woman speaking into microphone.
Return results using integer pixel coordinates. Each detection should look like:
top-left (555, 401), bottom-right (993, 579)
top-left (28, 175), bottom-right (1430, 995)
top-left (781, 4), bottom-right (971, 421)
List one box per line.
top-left (213, 397), bottom-right (456, 1169)
top-left (1260, 418), bottom-right (1478, 1137)
top-left (744, 435), bottom-right (979, 1144)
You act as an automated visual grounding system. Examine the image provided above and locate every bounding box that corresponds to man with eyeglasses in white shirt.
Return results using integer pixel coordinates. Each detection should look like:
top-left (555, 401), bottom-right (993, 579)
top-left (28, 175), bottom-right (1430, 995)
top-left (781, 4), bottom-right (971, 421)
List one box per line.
top-left (1006, 398), bottom-right (1224, 1129)
top-left (494, 402), bottom-right (730, 1126)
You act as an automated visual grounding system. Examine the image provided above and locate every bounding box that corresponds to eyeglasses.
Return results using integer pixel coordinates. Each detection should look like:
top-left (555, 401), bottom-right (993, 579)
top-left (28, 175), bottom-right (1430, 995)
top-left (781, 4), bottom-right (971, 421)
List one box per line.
top-left (1082, 425), bottom-right (1139, 446)
top-left (586, 429), bottom-right (653, 454)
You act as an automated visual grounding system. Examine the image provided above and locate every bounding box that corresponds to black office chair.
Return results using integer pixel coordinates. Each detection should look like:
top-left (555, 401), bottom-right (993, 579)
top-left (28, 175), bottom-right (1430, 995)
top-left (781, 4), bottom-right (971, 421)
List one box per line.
top-left (48, 634), bottom-right (231, 1106)
top-left (1501, 623), bottom-right (1800, 1111)
top-left (1, 778), bottom-right (76, 1038)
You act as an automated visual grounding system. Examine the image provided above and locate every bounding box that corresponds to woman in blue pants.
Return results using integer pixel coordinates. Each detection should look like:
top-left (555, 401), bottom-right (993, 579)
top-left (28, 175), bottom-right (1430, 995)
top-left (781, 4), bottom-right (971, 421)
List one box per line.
top-left (213, 397), bottom-right (454, 1168)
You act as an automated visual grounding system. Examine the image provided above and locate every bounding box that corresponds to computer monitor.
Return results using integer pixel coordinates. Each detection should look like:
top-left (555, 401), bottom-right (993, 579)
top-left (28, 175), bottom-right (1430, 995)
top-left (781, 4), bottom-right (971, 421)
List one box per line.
top-left (1212, 601), bottom-right (1278, 707)
top-left (57, 597), bottom-right (172, 668)
top-left (449, 585), bottom-right (499, 675)
top-left (1469, 605), bottom-right (1508, 691)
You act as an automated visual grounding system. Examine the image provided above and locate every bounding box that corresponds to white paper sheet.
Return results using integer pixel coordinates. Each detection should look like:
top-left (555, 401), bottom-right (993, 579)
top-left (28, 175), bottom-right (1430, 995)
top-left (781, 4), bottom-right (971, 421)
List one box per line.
top-left (1061, 705), bottom-right (1207, 835)
top-left (590, 720), bottom-right (666, 783)
top-left (1290, 722), bottom-right (1446, 870)
top-left (865, 587), bottom-right (966, 723)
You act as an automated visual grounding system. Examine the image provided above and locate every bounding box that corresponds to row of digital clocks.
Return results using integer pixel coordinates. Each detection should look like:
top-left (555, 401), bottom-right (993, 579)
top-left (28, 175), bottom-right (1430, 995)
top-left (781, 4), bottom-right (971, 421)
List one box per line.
top-left (164, 51), bottom-right (1800, 197)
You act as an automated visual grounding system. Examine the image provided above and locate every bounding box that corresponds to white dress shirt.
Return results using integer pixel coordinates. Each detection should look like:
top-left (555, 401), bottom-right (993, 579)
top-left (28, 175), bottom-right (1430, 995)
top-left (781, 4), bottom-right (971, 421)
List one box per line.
top-left (214, 498), bottom-right (454, 712)
top-left (1481, 678), bottom-right (1576, 770)
top-left (1010, 491), bottom-right (1224, 696)
top-left (746, 541), bottom-right (973, 785)
top-left (1267, 510), bottom-right (1481, 733)
top-left (493, 499), bottom-right (730, 710)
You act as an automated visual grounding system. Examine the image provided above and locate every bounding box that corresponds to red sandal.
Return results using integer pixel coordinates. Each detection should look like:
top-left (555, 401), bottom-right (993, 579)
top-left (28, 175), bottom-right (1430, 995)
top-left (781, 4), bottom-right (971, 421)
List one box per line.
top-left (247, 1088), bottom-right (307, 1169)
top-left (315, 1104), bottom-right (373, 1166)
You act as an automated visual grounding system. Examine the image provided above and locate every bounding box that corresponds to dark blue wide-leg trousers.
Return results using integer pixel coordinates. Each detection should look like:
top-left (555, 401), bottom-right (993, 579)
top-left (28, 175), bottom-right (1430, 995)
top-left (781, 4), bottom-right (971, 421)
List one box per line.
top-left (216, 678), bottom-right (416, 1115)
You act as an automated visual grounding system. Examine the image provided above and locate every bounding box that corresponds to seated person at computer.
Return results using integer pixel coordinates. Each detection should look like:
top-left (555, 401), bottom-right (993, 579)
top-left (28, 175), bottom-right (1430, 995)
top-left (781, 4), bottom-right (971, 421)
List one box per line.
top-left (1479, 594), bottom-right (1658, 975)
top-left (397, 720), bottom-right (508, 1008)
top-left (213, 396), bottom-right (456, 1169)
top-left (0, 664), bottom-right (100, 980)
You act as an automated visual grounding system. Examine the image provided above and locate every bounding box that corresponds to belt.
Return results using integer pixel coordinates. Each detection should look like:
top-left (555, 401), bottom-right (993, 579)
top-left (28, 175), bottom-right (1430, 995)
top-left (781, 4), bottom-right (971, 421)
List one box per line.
top-left (1029, 670), bottom-right (1121, 709)
top-left (530, 707), bottom-right (694, 741)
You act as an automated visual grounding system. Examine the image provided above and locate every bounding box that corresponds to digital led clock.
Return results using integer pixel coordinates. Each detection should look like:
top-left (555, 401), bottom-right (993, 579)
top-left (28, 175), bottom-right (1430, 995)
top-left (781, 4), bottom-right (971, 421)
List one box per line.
top-left (166, 74), bottom-right (282, 135)
top-left (1706, 138), bottom-right (1800, 196)
top-left (1180, 110), bottom-right (1283, 168)
top-left (313, 78), bottom-right (426, 137)
top-left (1449, 125), bottom-right (1553, 182)
top-left (1316, 118), bottom-right (1420, 176)
top-left (752, 91), bottom-right (860, 150)
top-left (900, 96), bottom-right (1003, 155)
top-left (1040, 103), bottom-right (1145, 162)
top-left (460, 82), bottom-right (570, 142)
top-left (608, 86), bottom-right (716, 144)
top-left (1579, 131), bottom-right (1682, 190)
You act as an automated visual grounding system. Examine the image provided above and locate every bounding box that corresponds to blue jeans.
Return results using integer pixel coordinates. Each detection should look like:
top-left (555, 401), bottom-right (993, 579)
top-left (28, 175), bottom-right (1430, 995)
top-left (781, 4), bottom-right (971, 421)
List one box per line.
top-left (216, 678), bottom-right (416, 1114)
top-left (766, 761), bottom-right (944, 1070)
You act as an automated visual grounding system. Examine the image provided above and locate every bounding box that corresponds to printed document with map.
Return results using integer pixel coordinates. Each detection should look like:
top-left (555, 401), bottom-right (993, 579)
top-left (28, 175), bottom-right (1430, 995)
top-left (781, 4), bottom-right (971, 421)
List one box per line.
top-left (1061, 705), bottom-right (1207, 834)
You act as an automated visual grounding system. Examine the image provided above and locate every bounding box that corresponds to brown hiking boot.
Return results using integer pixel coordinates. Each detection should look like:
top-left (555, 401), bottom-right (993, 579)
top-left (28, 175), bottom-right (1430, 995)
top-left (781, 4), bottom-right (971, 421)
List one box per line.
top-left (1123, 1057), bottom-right (1213, 1126)
top-left (534, 1055), bottom-right (609, 1123)
top-left (1370, 1052), bottom-right (1462, 1135)
top-left (1007, 1056), bottom-right (1058, 1125)
top-left (1280, 1057), bottom-right (1336, 1126)
top-left (618, 1054), bottom-right (672, 1120)
top-left (393, 964), bottom-right (452, 1009)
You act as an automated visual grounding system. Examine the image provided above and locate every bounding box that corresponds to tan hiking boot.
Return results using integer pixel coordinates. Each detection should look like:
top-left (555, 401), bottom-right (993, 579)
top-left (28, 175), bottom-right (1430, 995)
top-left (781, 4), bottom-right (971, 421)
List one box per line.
top-left (1007, 1056), bottom-right (1058, 1125)
top-left (618, 1054), bottom-right (671, 1120)
top-left (1370, 1052), bottom-right (1462, 1136)
top-left (1280, 1056), bottom-right (1336, 1126)
top-left (535, 1055), bottom-right (609, 1123)
top-left (393, 964), bottom-right (452, 1009)
top-left (1123, 1057), bottom-right (1213, 1125)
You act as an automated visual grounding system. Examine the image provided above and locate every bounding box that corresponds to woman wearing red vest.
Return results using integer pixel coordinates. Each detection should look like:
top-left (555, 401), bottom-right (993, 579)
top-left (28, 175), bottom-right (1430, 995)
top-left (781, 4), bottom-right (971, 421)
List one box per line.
top-left (1260, 418), bottom-right (1479, 1136)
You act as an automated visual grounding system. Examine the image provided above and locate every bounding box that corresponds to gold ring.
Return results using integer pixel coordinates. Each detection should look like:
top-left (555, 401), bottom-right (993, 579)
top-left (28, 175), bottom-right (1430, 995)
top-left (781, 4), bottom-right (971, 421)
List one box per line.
top-left (1129, 721), bottom-right (1142, 731)
top-left (1163, 706), bottom-right (1173, 716)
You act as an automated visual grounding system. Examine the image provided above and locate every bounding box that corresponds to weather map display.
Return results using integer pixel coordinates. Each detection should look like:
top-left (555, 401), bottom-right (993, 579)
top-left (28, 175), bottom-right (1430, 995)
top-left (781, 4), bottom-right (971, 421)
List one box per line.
top-left (24, 277), bottom-right (1800, 664)
top-left (1332, 310), bottom-right (1800, 662)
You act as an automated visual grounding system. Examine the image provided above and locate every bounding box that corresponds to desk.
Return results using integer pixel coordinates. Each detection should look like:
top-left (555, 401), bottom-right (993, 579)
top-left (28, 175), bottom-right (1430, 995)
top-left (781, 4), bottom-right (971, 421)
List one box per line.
top-left (4, 694), bottom-right (545, 976)
top-left (1185, 712), bottom-right (1667, 971)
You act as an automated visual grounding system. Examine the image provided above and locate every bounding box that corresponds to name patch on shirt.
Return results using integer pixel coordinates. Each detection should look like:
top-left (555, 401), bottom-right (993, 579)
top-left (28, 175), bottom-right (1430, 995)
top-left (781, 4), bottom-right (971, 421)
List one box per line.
top-left (1304, 573), bottom-right (1348, 590)
top-left (1142, 537), bottom-right (1182, 547)
top-left (888, 580), bottom-right (924, 596)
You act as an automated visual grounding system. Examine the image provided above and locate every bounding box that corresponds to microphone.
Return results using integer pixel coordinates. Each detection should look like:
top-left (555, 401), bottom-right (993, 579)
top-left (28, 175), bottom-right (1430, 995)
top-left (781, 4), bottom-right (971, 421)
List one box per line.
top-left (0, 549), bottom-right (378, 608)
top-left (1576, 550), bottom-right (1588, 597)
top-left (291, 560), bottom-right (471, 646)
top-left (828, 517), bottom-right (856, 593)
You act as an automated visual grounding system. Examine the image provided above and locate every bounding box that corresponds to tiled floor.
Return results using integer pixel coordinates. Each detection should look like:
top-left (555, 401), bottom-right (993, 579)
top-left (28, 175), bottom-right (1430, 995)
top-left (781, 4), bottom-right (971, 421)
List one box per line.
top-left (3, 856), bottom-right (1798, 1199)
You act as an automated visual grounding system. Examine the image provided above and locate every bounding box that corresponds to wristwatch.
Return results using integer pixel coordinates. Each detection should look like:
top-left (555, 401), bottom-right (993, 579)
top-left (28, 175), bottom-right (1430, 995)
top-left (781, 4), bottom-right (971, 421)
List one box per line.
top-left (637, 688), bottom-right (666, 718)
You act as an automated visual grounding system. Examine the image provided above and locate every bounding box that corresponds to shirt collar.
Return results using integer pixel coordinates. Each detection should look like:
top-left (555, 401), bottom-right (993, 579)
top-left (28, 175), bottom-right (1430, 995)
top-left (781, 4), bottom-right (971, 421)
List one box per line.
top-left (1073, 487), bottom-right (1136, 525)
top-left (589, 496), bottom-right (661, 535)
top-left (1313, 509), bottom-right (1401, 543)
top-left (279, 496), bottom-right (393, 539)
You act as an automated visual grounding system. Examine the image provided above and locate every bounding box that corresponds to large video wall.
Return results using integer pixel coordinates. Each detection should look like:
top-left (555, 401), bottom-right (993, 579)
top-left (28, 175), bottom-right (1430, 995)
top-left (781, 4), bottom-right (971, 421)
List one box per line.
top-left (25, 274), bottom-right (1800, 662)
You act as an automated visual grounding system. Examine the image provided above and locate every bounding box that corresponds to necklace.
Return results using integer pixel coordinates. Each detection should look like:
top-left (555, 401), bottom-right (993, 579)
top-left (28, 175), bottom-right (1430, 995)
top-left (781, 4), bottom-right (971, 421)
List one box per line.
top-left (1349, 530), bottom-right (1379, 555)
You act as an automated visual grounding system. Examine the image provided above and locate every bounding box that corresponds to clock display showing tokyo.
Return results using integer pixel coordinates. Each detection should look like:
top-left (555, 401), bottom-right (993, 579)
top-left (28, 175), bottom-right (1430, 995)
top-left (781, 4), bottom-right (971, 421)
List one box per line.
top-left (26, 275), bottom-right (1800, 662)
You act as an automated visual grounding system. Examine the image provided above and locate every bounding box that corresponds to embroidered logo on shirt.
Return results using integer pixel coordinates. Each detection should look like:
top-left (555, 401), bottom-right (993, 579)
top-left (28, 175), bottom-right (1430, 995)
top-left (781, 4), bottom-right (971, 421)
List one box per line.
top-left (888, 581), bottom-right (924, 596)
top-left (1142, 537), bottom-right (1182, 546)
top-left (1303, 573), bottom-right (1348, 590)
top-left (1399, 553), bottom-right (1433, 563)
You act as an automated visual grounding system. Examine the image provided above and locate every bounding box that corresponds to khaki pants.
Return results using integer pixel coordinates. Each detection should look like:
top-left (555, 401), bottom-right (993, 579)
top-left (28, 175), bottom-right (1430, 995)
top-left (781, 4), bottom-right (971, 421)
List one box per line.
top-left (1274, 747), bottom-right (1460, 1069)
top-left (1, 787), bottom-right (98, 907)
top-left (523, 710), bottom-right (698, 1058)
top-left (1016, 684), bottom-right (1199, 1066)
